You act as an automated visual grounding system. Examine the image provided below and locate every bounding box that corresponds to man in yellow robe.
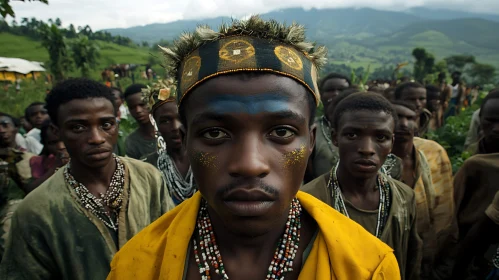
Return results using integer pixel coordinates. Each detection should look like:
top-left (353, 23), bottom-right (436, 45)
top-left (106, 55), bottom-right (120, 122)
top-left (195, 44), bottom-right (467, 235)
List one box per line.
top-left (108, 16), bottom-right (400, 280)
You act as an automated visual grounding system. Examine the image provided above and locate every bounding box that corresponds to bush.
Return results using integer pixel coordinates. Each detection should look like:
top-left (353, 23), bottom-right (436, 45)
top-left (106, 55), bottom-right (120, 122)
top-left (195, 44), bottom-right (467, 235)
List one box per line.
top-left (426, 96), bottom-right (483, 173)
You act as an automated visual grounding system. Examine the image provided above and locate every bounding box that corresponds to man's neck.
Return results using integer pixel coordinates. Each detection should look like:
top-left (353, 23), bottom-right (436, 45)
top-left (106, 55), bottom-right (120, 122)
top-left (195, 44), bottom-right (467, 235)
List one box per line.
top-left (69, 158), bottom-right (117, 193)
top-left (167, 146), bottom-right (187, 161)
top-left (138, 122), bottom-right (155, 139)
top-left (336, 164), bottom-right (378, 197)
top-left (392, 138), bottom-right (414, 160)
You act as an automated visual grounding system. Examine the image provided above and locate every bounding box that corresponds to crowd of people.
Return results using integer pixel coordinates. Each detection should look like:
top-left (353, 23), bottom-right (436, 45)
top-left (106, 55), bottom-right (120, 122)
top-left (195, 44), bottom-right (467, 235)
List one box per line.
top-left (0, 15), bottom-right (497, 280)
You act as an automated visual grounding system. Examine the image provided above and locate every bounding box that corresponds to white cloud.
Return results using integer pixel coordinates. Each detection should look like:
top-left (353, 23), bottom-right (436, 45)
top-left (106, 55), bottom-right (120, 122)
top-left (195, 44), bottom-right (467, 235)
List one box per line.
top-left (7, 0), bottom-right (499, 30)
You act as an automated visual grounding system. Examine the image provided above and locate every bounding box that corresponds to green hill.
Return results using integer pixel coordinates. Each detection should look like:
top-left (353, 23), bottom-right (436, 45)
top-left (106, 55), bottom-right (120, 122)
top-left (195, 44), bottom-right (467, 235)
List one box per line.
top-left (0, 32), bottom-right (156, 79)
top-left (103, 7), bottom-right (499, 71)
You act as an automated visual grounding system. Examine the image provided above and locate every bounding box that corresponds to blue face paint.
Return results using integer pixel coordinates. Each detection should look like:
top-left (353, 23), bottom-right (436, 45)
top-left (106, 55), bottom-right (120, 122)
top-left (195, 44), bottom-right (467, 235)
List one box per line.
top-left (205, 93), bottom-right (290, 115)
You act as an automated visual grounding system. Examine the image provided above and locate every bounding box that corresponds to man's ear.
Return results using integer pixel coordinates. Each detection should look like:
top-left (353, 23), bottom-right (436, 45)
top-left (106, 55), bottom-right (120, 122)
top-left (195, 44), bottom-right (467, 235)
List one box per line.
top-left (308, 123), bottom-right (317, 154)
top-left (331, 128), bottom-right (339, 147)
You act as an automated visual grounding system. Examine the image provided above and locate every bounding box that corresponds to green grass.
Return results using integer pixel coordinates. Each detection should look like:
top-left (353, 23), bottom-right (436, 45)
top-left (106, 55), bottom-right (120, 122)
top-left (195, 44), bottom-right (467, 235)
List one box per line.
top-left (0, 33), bottom-right (49, 61)
top-left (0, 33), bottom-right (160, 80)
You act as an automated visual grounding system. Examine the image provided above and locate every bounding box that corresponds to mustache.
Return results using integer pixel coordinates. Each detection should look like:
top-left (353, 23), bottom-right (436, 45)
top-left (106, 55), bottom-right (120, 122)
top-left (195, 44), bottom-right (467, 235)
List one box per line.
top-left (216, 177), bottom-right (279, 198)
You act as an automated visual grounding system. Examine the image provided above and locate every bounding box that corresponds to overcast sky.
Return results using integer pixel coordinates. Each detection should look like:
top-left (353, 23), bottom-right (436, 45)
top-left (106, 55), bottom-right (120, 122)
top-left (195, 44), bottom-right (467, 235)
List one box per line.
top-left (8, 0), bottom-right (499, 30)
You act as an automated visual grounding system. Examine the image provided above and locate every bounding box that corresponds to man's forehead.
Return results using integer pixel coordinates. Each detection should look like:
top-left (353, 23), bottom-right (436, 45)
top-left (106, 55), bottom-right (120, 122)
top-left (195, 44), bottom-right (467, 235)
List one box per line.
top-left (0, 116), bottom-right (14, 124)
top-left (340, 110), bottom-right (393, 128)
top-left (29, 105), bottom-right (46, 112)
top-left (202, 92), bottom-right (291, 115)
top-left (403, 87), bottom-right (426, 96)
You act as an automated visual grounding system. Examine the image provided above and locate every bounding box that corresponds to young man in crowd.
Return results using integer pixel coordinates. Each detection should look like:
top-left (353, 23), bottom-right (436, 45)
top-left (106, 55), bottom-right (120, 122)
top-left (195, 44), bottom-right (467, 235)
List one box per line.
top-left (302, 92), bottom-right (421, 280)
top-left (143, 79), bottom-right (196, 205)
top-left (108, 16), bottom-right (400, 279)
top-left (0, 113), bottom-right (34, 196)
top-left (394, 82), bottom-right (432, 136)
top-left (124, 84), bottom-right (156, 159)
top-left (0, 113), bottom-right (34, 260)
top-left (111, 87), bottom-right (129, 120)
top-left (444, 90), bottom-right (499, 279)
top-left (391, 100), bottom-right (439, 278)
top-left (0, 78), bottom-right (175, 279)
top-left (307, 75), bottom-right (353, 181)
top-left (24, 102), bottom-right (50, 154)
top-left (465, 89), bottom-right (499, 155)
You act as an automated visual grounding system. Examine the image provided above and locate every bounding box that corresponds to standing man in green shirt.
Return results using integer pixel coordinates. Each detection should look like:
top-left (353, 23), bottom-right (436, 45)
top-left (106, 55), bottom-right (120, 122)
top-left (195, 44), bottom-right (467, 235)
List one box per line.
top-left (124, 84), bottom-right (156, 159)
top-left (0, 78), bottom-right (174, 280)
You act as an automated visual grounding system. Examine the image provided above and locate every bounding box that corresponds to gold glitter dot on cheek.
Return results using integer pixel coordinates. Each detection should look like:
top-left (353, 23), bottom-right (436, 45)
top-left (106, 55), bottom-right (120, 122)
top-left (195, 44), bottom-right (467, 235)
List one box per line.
top-left (192, 151), bottom-right (218, 169)
top-left (282, 145), bottom-right (306, 169)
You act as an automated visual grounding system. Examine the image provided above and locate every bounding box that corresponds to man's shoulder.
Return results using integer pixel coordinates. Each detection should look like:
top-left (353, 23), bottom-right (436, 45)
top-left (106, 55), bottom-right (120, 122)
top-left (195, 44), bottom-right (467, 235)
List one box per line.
top-left (121, 156), bottom-right (160, 175)
top-left (121, 156), bottom-right (162, 188)
top-left (387, 176), bottom-right (415, 201)
top-left (300, 173), bottom-right (329, 202)
top-left (462, 153), bottom-right (499, 171)
top-left (414, 137), bottom-right (445, 151)
top-left (297, 192), bottom-right (395, 268)
top-left (14, 171), bottom-right (69, 220)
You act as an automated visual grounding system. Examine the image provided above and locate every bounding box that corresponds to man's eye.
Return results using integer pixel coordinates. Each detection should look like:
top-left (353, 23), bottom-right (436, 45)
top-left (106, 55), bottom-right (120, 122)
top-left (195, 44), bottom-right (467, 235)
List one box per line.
top-left (203, 129), bottom-right (228, 140)
top-left (102, 122), bottom-right (114, 129)
top-left (72, 125), bottom-right (85, 132)
top-left (269, 128), bottom-right (295, 138)
top-left (377, 134), bottom-right (389, 141)
top-left (346, 133), bottom-right (357, 139)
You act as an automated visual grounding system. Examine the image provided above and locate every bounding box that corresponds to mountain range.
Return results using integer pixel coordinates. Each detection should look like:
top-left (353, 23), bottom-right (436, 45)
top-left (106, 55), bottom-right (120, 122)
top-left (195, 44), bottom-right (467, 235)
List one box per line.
top-left (105, 7), bottom-right (499, 70)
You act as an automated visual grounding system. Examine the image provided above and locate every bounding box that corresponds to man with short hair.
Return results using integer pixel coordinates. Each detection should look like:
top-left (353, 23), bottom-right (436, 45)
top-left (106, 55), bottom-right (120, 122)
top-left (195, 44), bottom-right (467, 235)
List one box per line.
top-left (307, 75), bottom-right (353, 181)
top-left (24, 102), bottom-right (49, 154)
top-left (466, 89), bottom-right (499, 155)
top-left (447, 147), bottom-right (499, 278)
top-left (0, 113), bottom-right (34, 262)
top-left (0, 78), bottom-right (174, 279)
top-left (108, 16), bottom-right (400, 279)
top-left (302, 92), bottom-right (421, 280)
top-left (391, 100), bottom-right (439, 278)
top-left (111, 87), bottom-right (129, 120)
top-left (143, 80), bottom-right (196, 205)
top-left (124, 84), bottom-right (156, 159)
top-left (0, 113), bottom-right (34, 196)
top-left (394, 82), bottom-right (432, 137)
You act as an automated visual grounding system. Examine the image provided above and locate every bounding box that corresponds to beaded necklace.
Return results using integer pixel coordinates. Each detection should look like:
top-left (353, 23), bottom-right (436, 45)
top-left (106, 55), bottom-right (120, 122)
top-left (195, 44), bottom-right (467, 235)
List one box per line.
top-left (64, 155), bottom-right (125, 231)
top-left (320, 116), bottom-right (335, 152)
top-left (157, 151), bottom-right (195, 204)
top-left (193, 198), bottom-right (302, 280)
top-left (327, 162), bottom-right (391, 238)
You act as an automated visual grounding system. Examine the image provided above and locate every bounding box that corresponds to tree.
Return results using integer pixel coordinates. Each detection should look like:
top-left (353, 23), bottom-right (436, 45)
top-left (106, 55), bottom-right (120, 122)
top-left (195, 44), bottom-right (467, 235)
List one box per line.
top-left (412, 47), bottom-right (435, 83)
top-left (467, 63), bottom-right (496, 85)
top-left (445, 55), bottom-right (476, 73)
top-left (40, 23), bottom-right (72, 82)
top-left (142, 41), bottom-right (149, 48)
top-left (70, 35), bottom-right (100, 77)
top-left (0, 0), bottom-right (48, 18)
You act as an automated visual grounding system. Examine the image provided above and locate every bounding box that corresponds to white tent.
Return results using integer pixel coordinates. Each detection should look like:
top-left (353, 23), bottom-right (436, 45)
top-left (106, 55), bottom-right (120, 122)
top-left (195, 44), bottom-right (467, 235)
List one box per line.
top-left (0, 57), bottom-right (46, 82)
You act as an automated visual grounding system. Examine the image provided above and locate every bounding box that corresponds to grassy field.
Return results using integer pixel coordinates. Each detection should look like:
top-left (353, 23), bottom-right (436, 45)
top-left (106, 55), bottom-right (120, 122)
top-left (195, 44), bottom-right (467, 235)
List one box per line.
top-left (0, 32), bottom-right (164, 80)
top-left (0, 32), bottom-right (166, 120)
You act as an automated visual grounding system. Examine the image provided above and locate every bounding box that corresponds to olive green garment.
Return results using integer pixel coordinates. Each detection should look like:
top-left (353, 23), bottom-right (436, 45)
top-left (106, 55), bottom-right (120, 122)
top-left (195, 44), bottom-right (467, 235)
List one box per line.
top-left (301, 173), bottom-right (422, 280)
top-left (0, 199), bottom-right (21, 262)
top-left (309, 119), bottom-right (338, 179)
top-left (0, 157), bottom-right (175, 280)
top-left (124, 129), bottom-right (156, 160)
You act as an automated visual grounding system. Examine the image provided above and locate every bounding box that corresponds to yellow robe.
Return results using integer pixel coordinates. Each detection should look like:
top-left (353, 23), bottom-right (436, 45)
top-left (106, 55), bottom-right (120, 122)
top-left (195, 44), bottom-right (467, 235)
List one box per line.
top-left (108, 191), bottom-right (400, 280)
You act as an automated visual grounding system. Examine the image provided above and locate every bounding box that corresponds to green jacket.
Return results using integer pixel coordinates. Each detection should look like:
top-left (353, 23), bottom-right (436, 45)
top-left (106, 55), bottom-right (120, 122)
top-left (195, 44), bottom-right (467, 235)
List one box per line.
top-left (0, 157), bottom-right (175, 280)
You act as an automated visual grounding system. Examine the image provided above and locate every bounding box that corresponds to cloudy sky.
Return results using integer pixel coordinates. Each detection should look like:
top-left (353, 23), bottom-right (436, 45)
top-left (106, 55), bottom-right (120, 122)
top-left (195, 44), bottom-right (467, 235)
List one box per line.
top-left (9, 0), bottom-right (499, 30)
